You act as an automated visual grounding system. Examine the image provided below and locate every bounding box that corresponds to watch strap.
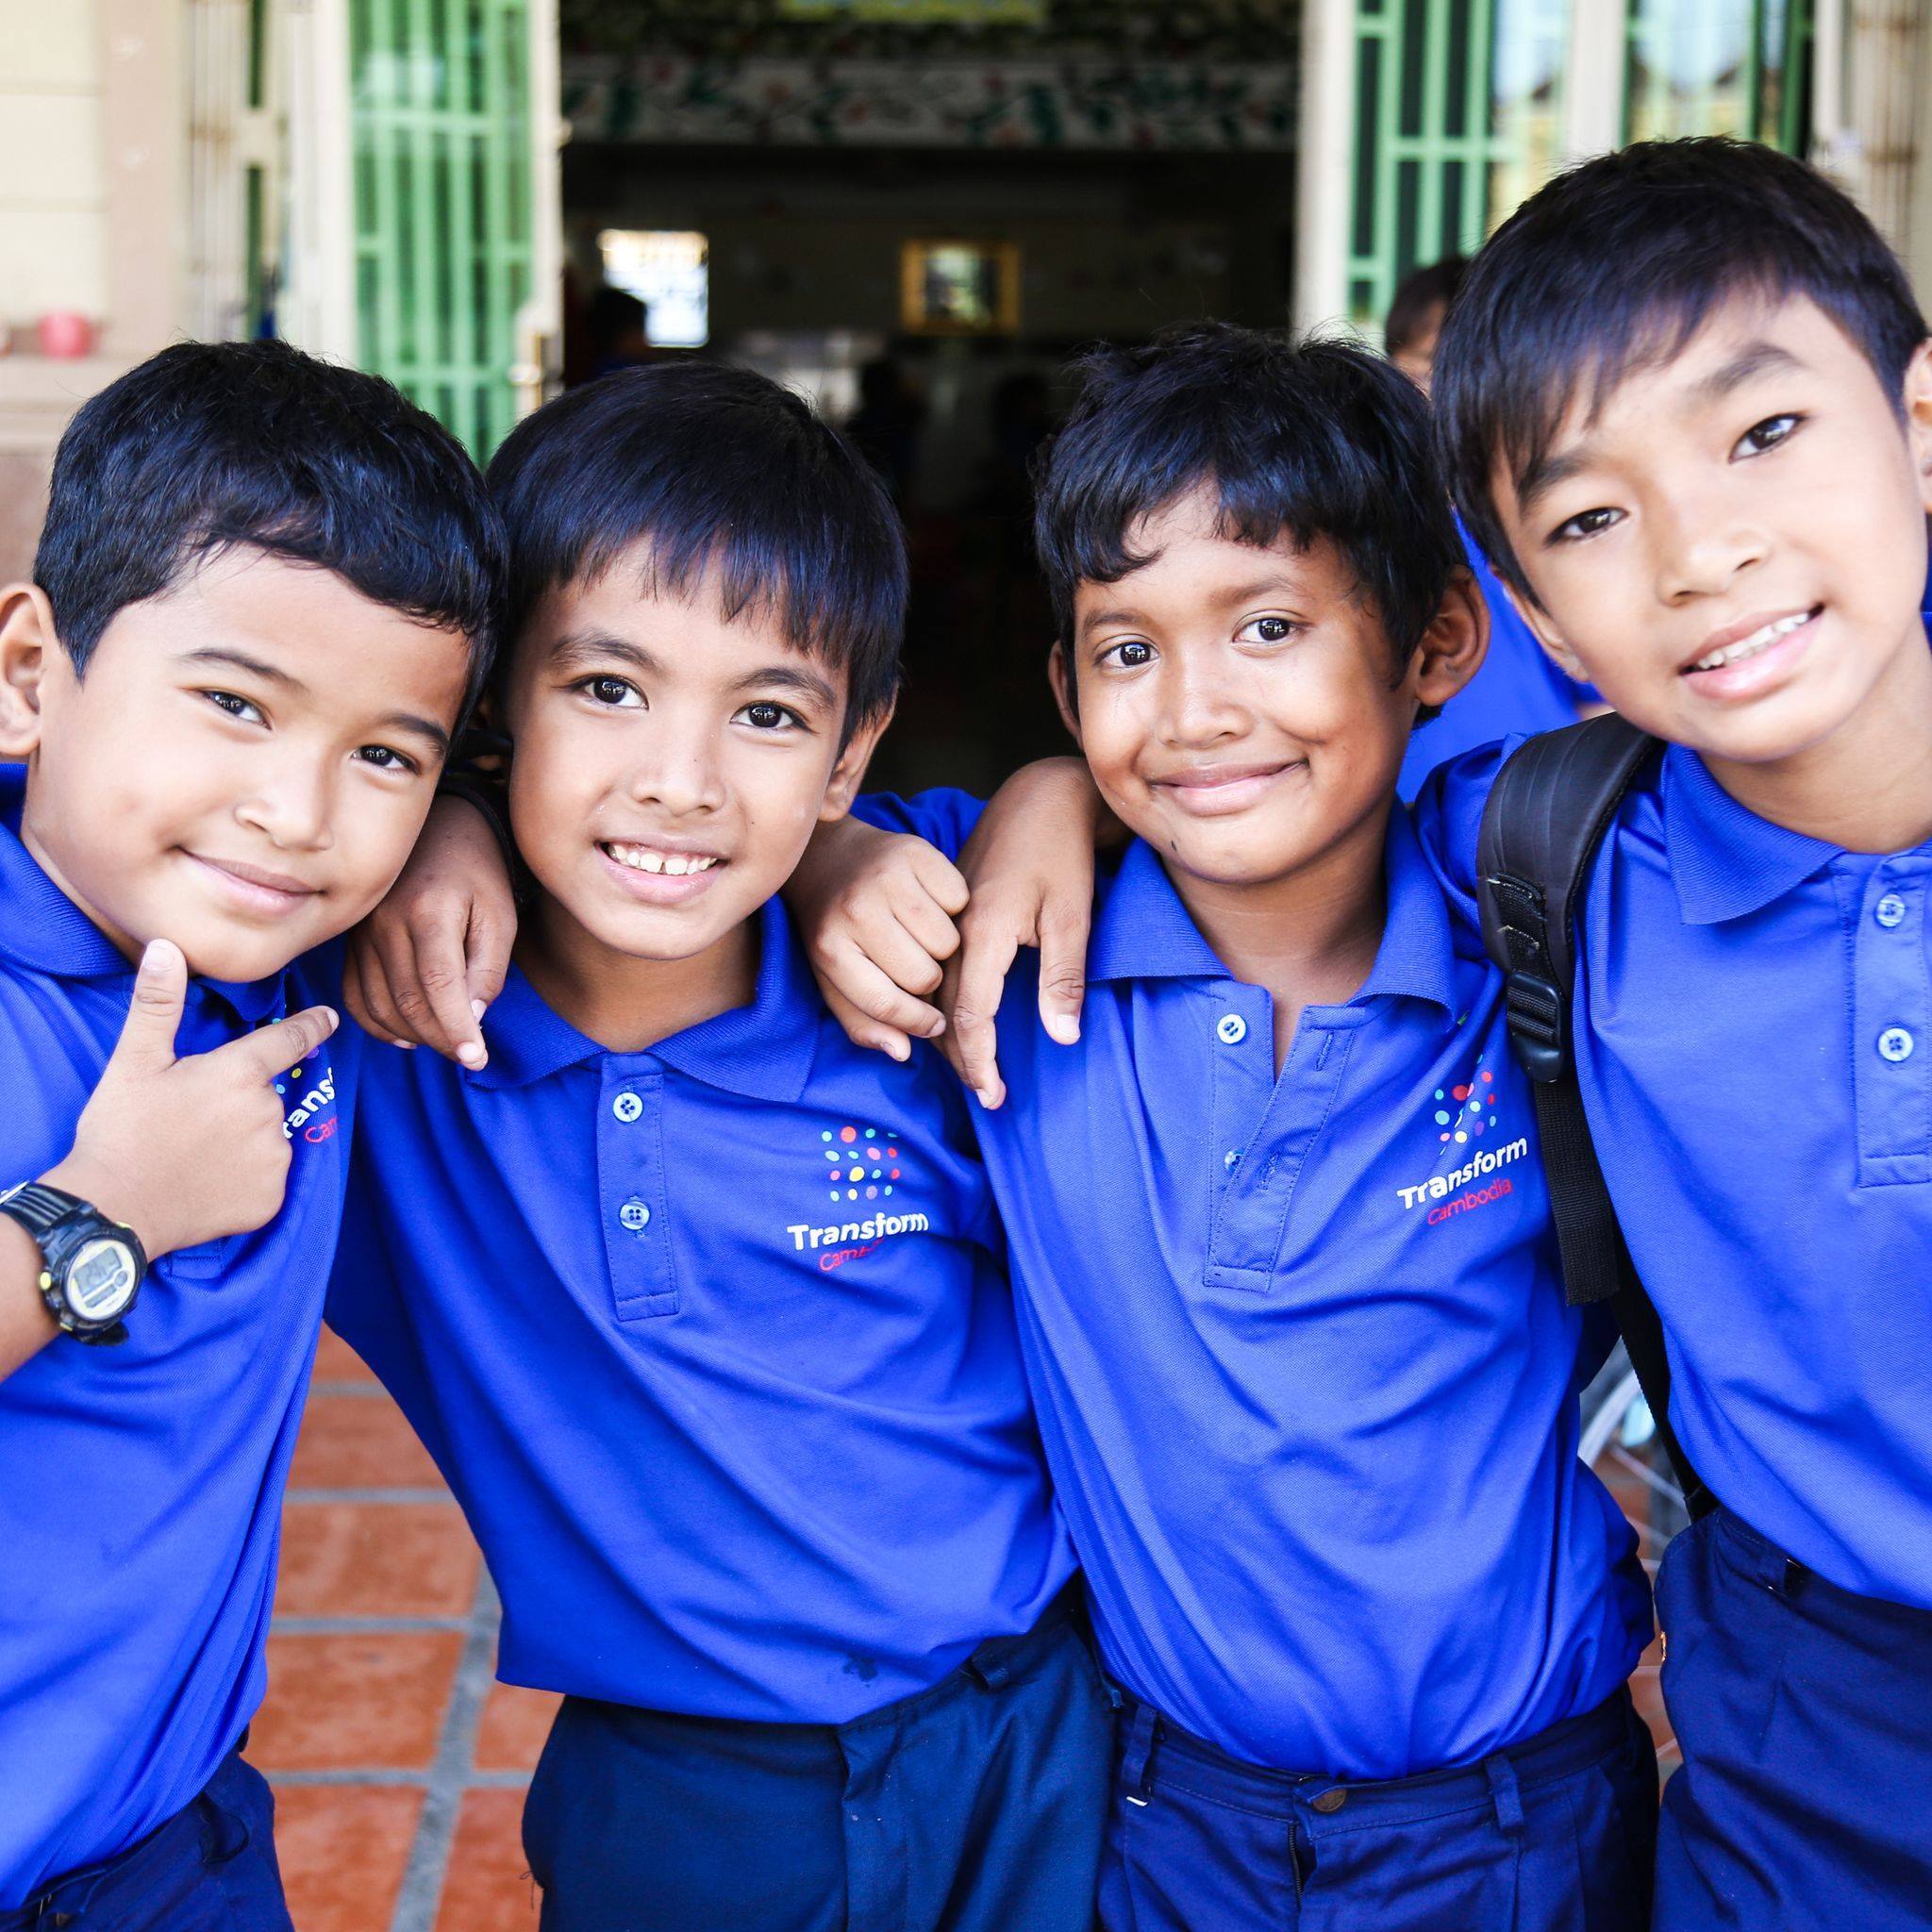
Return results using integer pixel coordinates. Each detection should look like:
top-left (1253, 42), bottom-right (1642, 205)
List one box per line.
top-left (2, 1180), bottom-right (144, 1344)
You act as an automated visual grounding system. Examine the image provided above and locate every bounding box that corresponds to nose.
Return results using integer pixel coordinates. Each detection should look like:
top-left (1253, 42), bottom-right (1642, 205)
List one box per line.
top-left (1157, 653), bottom-right (1246, 750)
top-left (1654, 481), bottom-right (1770, 604)
top-left (235, 757), bottom-right (337, 853)
top-left (626, 726), bottom-right (726, 818)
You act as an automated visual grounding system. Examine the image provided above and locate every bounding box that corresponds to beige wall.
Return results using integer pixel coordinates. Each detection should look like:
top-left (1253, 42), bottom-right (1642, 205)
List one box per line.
top-left (0, 4), bottom-right (108, 328)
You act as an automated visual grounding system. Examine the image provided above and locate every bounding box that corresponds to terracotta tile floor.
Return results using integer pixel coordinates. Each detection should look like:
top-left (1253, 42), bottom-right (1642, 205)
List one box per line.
top-left (257, 1330), bottom-right (558, 1932)
top-left (259, 1329), bottom-right (1679, 1930)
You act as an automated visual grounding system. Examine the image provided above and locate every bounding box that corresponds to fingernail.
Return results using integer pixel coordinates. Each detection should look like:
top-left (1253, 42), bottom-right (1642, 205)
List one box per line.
top-left (458, 1042), bottom-right (488, 1070)
top-left (1046, 1013), bottom-right (1080, 1044)
top-left (471, 999), bottom-right (488, 1022)
top-left (927, 1017), bottom-right (947, 1038)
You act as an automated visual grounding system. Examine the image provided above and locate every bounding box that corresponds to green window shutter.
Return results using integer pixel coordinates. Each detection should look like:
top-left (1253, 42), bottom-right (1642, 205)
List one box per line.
top-left (1345, 0), bottom-right (1569, 337)
top-left (351, 0), bottom-right (535, 458)
top-left (1624, 0), bottom-right (1812, 151)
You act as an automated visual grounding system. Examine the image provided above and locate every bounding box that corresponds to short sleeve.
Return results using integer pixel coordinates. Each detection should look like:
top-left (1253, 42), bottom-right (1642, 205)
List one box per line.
top-left (1407, 739), bottom-right (1516, 928)
top-left (849, 788), bottom-right (989, 865)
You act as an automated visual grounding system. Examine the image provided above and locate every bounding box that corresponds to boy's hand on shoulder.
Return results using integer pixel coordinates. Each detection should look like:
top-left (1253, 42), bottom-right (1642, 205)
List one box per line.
top-left (941, 758), bottom-right (1109, 1111)
top-left (47, 940), bottom-right (338, 1259)
top-left (791, 816), bottom-right (969, 1063)
top-left (343, 794), bottom-right (516, 1069)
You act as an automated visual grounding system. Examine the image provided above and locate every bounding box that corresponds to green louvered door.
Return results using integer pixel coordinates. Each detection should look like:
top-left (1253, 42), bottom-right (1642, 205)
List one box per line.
top-left (1344, 0), bottom-right (1570, 334)
top-left (350, 0), bottom-right (536, 457)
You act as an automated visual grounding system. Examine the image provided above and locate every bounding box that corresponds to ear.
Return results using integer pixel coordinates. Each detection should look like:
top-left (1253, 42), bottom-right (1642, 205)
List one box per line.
top-left (817, 691), bottom-right (897, 824)
top-left (1047, 643), bottom-right (1084, 749)
top-left (0, 583), bottom-right (58, 760)
top-left (1408, 566), bottom-right (1490, 711)
top-left (1905, 336), bottom-right (1932, 513)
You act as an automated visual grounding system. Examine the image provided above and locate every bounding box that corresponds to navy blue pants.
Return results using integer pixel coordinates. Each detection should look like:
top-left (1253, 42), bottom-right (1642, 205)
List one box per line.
top-left (1656, 1507), bottom-right (1932, 1930)
top-left (0, 1755), bottom-right (290, 1932)
top-left (1098, 1688), bottom-right (1657, 1932)
top-left (522, 1603), bottom-right (1114, 1931)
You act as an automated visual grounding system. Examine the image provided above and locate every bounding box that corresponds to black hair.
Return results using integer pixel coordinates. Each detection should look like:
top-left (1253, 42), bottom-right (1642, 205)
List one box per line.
top-left (487, 360), bottom-right (907, 729)
top-left (1034, 322), bottom-right (1461, 671)
top-left (36, 339), bottom-right (504, 712)
top-left (1436, 138), bottom-right (1930, 598)
top-left (1386, 256), bottom-right (1469, 358)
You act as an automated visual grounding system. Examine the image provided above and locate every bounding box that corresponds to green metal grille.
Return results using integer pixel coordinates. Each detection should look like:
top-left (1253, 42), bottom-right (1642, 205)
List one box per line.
top-left (350, 0), bottom-right (535, 458)
top-left (1344, 0), bottom-right (1573, 334)
top-left (1625, 0), bottom-right (1811, 150)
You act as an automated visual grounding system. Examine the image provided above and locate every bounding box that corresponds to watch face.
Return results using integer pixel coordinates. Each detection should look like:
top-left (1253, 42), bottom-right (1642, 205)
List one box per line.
top-left (66, 1237), bottom-right (139, 1322)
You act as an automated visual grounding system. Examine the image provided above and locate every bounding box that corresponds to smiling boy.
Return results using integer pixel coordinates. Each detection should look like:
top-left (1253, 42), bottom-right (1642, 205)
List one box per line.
top-left (324, 362), bottom-right (1108, 1932)
top-left (1416, 136), bottom-right (1932, 1930)
top-left (0, 341), bottom-right (498, 1928)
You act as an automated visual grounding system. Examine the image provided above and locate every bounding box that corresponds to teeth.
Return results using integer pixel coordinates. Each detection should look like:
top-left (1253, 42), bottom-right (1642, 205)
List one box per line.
top-left (1691, 609), bottom-right (1813, 673)
top-left (604, 842), bottom-right (719, 877)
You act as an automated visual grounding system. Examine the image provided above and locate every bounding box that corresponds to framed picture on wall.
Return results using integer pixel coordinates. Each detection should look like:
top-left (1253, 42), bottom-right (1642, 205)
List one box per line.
top-left (899, 240), bottom-right (1021, 335)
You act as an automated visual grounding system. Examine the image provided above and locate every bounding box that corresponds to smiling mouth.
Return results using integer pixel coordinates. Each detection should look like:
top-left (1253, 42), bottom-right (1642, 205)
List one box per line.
top-left (600, 841), bottom-right (722, 877)
top-left (1685, 607), bottom-right (1821, 675)
top-left (184, 852), bottom-right (321, 910)
top-left (1152, 761), bottom-right (1305, 814)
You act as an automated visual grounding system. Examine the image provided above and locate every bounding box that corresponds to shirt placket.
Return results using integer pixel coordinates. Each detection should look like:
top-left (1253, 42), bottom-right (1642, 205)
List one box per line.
top-left (1205, 991), bottom-right (1361, 1292)
top-left (596, 1063), bottom-right (679, 1318)
top-left (1846, 857), bottom-right (1932, 1188)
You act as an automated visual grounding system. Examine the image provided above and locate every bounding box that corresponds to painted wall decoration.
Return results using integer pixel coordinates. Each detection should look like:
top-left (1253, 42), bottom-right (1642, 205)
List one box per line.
top-left (561, 53), bottom-right (1296, 149)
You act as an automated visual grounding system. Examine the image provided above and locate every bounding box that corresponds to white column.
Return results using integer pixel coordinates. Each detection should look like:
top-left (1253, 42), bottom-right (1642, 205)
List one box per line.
top-left (277, 0), bottom-right (356, 363)
top-left (1292, 0), bottom-right (1357, 336)
top-left (1561, 0), bottom-right (1627, 166)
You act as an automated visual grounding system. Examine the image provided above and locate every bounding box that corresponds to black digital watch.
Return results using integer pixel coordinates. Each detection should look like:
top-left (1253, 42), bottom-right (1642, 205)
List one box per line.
top-left (0, 1180), bottom-right (146, 1344)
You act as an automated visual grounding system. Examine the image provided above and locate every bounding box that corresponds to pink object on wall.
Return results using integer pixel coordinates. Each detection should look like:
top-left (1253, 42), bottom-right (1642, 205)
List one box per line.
top-left (36, 312), bottom-right (95, 358)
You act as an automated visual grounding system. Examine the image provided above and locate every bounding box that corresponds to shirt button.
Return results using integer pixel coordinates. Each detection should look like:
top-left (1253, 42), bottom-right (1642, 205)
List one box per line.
top-left (1876, 893), bottom-right (1908, 929)
top-left (618, 1198), bottom-right (652, 1231)
top-left (1878, 1026), bottom-right (1915, 1064)
top-left (1224, 1148), bottom-right (1242, 1172)
top-left (610, 1090), bottom-right (643, 1123)
top-left (1310, 1788), bottom-right (1347, 1815)
top-left (1215, 1013), bottom-right (1248, 1046)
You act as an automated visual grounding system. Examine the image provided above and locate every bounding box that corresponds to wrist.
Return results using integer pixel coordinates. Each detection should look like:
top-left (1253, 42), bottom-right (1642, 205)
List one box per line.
top-left (41, 1156), bottom-right (167, 1260)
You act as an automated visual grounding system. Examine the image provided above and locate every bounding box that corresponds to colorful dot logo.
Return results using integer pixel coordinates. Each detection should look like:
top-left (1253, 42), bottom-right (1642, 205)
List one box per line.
top-left (818, 1123), bottom-right (903, 1202)
top-left (1434, 1058), bottom-right (1501, 1145)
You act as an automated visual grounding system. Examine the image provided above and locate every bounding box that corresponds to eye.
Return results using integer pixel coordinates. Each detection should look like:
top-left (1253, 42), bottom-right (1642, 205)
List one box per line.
top-left (577, 675), bottom-right (643, 708)
top-left (1734, 412), bottom-right (1801, 459)
top-left (1236, 615), bottom-right (1300, 646)
top-left (202, 690), bottom-right (265, 724)
top-left (1551, 506), bottom-right (1624, 545)
top-left (1099, 639), bottom-right (1155, 670)
top-left (737, 699), bottom-right (805, 731)
top-left (353, 744), bottom-right (420, 775)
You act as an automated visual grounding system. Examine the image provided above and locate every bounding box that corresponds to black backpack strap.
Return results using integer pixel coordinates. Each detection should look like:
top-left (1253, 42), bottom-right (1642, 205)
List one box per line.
top-left (1477, 716), bottom-right (1716, 1520)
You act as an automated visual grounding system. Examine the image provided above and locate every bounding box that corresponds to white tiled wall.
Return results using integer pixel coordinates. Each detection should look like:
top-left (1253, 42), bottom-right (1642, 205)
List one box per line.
top-left (0, 3), bottom-right (107, 325)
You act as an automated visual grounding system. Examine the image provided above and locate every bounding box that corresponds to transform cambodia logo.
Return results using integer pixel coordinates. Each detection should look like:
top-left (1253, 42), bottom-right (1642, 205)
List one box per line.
top-left (1395, 1053), bottom-right (1527, 1222)
top-left (790, 1120), bottom-right (931, 1265)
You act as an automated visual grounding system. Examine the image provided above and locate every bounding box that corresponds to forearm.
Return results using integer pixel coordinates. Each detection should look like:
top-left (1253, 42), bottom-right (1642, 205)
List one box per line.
top-left (0, 1213), bottom-right (58, 1381)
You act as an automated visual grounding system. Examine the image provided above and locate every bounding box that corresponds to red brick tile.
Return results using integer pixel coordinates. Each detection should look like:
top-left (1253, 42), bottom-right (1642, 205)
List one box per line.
top-left (474, 1681), bottom-right (563, 1774)
top-left (313, 1327), bottom-right (379, 1384)
top-left (275, 1501), bottom-right (478, 1619)
top-left (254, 1631), bottom-right (460, 1771)
top-left (433, 1790), bottom-right (541, 1932)
top-left (272, 1784), bottom-right (421, 1932)
top-left (289, 1391), bottom-right (444, 1491)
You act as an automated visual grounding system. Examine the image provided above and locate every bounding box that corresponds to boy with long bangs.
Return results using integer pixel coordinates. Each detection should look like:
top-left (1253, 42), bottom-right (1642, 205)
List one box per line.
top-left (0, 342), bottom-right (499, 1927)
top-left (322, 362), bottom-right (1109, 1932)
top-left (1416, 136), bottom-right (1932, 1929)
top-left (824, 325), bottom-right (1657, 1931)
top-left (352, 329), bottom-right (1657, 1931)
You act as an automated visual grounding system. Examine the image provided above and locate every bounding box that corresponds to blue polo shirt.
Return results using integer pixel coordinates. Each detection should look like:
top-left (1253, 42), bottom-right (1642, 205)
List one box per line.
top-left (856, 790), bottom-right (1649, 1777)
top-left (325, 896), bottom-right (1074, 1724)
top-left (1417, 730), bottom-right (1932, 1608)
top-left (0, 770), bottom-right (354, 1907)
top-left (1399, 525), bottom-right (1593, 801)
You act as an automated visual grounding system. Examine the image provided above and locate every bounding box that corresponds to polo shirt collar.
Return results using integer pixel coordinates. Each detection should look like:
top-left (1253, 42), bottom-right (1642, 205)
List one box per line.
top-left (0, 764), bottom-right (287, 1022)
top-left (1662, 744), bottom-right (1842, 925)
top-left (473, 894), bottom-right (819, 1102)
top-left (1087, 804), bottom-right (1458, 1013)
